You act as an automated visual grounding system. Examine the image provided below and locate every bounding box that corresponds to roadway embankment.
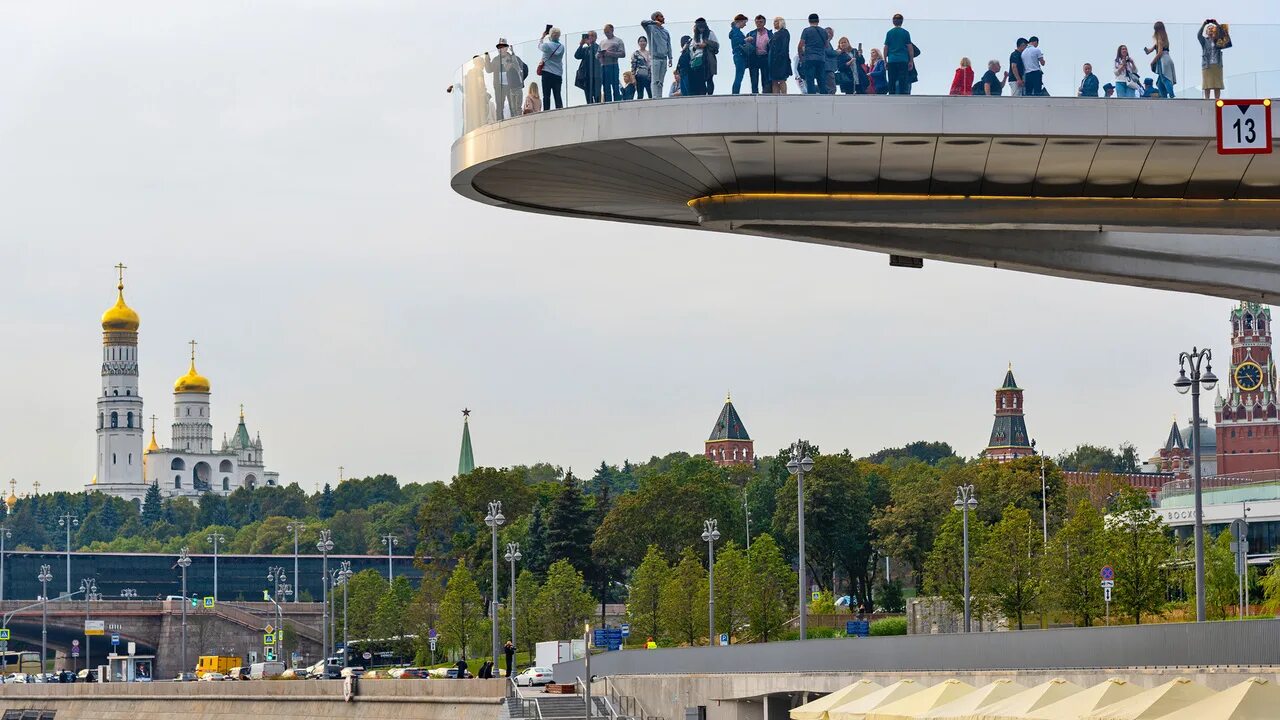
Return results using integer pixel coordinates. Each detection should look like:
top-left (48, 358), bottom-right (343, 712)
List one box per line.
top-left (0, 677), bottom-right (506, 720)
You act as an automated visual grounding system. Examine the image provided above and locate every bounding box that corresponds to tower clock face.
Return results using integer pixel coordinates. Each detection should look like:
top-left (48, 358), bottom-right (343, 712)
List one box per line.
top-left (1234, 361), bottom-right (1263, 392)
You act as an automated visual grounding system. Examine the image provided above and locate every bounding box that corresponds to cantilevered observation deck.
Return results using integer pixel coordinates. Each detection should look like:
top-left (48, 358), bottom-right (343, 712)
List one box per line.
top-left (450, 19), bottom-right (1280, 300)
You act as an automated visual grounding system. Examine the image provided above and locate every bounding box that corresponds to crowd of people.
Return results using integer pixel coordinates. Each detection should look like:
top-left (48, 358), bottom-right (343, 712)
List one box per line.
top-left (454, 14), bottom-right (1236, 126)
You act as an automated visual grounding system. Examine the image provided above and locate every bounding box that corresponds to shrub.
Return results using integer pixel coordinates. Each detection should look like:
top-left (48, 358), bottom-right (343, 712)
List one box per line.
top-left (869, 617), bottom-right (907, 636)
top-left (877, 580), bottom-right (906, 613)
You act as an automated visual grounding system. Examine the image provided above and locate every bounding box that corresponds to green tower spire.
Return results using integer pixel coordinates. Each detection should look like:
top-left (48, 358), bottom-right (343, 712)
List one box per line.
top-left (458, 408), bottom-right (475, 476)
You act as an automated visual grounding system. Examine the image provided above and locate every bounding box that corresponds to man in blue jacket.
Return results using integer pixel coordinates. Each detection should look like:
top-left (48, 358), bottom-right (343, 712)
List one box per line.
top-left (1077, 62), bottom-right (1100, 97)
top-left (743, 15), bottom-right (772, 94)
top-left (799, 13), bottom-right (830, 95)
top-left (729, 15), bottom-right (748, 94)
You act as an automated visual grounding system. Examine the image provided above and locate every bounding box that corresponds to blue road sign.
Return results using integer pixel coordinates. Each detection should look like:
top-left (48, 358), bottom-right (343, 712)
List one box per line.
top-left (620, 623), bottom-right (630, 637)
top-left (428, 627), bottom-right (437, 639)
top-left (846, 620), bottom-right (870, 637)
top-left (719, 633), bottom-right (729, 646)
top-left (0, 629), bottom-right (10, 641)
top-left (111, 633), bottom-right (120, 646)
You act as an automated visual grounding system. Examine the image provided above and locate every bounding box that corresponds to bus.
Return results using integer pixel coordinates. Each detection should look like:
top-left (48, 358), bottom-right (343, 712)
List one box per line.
top-left (0, 651), bottom-right (43, 675)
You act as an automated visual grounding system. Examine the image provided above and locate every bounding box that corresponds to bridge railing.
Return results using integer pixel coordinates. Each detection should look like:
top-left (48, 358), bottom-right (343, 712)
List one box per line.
top-left (453, 18), bottom-right (1280, 139)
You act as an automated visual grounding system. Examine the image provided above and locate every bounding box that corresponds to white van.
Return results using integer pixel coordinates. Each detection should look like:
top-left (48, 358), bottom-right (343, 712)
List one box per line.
top-left (248, 661), bottom-right (285, 680)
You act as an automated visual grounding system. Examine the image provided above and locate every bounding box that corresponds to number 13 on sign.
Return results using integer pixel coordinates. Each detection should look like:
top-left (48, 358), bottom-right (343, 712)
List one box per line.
top-left (1217, 99), bottom-right (1273, 155)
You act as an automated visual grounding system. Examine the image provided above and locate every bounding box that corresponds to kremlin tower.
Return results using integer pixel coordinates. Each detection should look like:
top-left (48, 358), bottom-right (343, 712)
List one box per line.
top-left (705, 394), bottom-right (754, 467)
top-left (983, 365), bottom-right (1035, 462)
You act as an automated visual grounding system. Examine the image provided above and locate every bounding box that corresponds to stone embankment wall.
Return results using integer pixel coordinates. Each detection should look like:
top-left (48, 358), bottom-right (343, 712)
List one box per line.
top-left (0, 678), bottom-right (506, 720)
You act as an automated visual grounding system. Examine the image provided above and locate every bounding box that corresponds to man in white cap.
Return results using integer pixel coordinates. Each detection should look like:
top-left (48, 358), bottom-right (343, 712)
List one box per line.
top-left (485, 38), bottom-right (526, 119)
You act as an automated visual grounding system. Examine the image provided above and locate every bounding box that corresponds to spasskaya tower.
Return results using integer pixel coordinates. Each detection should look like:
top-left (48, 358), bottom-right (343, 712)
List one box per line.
top-left (1215, 302), bottom-right (1280, 479)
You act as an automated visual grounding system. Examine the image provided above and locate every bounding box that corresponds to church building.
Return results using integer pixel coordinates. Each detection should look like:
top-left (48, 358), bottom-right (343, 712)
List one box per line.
top-left (89, 266), bottom-right (279, 503)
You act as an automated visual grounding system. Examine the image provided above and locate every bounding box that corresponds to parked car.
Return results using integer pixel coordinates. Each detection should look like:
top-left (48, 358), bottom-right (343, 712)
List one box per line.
top-left (339, 667), bottom-right (364, 679)
top-left (395, 668), bottom-right (429, 679)
top-left (248, 662), bottom-right (285, 680)
top-left (444, 668), bottom-right (474, 679)
top-left (199, 672), bottom-right (226, 682)
top-left (227, 666), bottom-right (249, 681)
top-left (175, 672), bottom-right (198, 682)
top-left (75, 669), bottom-right (97, 683)
top-left (514, 667), bottom-right (553, 687)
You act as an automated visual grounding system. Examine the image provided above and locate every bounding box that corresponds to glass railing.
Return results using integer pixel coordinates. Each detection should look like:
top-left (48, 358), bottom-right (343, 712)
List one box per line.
top-left (451, 18), bottom-right (1280, 139)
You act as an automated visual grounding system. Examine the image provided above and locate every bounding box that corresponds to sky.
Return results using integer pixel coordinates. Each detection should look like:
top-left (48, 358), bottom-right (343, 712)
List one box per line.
top-left (1, 1), bottom-right (1276, 494)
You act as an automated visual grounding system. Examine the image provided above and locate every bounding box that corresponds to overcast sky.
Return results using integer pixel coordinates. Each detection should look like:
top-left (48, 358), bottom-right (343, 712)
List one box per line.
top-left (2, 1), bottom-right (1276, 494)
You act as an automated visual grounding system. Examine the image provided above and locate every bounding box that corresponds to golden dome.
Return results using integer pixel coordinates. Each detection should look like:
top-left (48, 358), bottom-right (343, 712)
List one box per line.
top-left (174, 360), bottom-right (211, 393)
top-left (101, 285), bottom-right (140, 333)
top-left (174, 340), bottom-right (211, 394)
top-left (4, 492), bottom-right (15, 509)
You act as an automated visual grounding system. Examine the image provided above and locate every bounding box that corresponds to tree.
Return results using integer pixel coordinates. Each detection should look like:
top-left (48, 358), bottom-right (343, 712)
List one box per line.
top-left (1057, 443), bottom-right (1140, 473)
top-left (373, 575), bottom-right (415, 639)
top-left (626, 545), bottom-right (667, 643)
top-left (523, 502), bottom-right (549, 576)
top-left (865, 441), bottom-right (957, 466)
top-left (712, 542), bottom-right (749, 642)
top-left (974, 505), bottom-right (1041, 630)
top-left (744, 533), bottom-right (794, 642)
top-left (318, 483), bottom-right (336, 519)
top-left (511, 570), bottom-right (543, 648)
top-left (659, 548), bottom-right (707, 646)
top-left (439, 564), bottom-right (487, 660)
top-left (1103, 487), bottom-right (1170, 624)
top-left (535, 560), bottom-right (595, 642)
top-left (142, 482), bottom-right (163, 526)
top-left (546, 472), bottom-right (592, 575)
top-left (1043, 500), bottom-right (1105, 626)
top-left (1261, 559), bottom-right (1280, 615)
top-left (873, 461), bottom-right (951, 587)
top-left (923, 509), bottom-right (989, 619)
top-left (1205, 529), bottom-right (1238, 620)
top-left (343, 569), bottom-right (388, 641)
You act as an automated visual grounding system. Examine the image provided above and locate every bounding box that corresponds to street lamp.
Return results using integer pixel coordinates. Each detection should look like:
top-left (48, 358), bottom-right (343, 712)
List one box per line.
top-left (484, 501), bottom-right (505, 673)
top-left (206, 532), bottom-right (225, 601)
top-left (381, 533), bottom-right (398, 586)
top-left (286, 521), bottom-right (306, 603)
top-left (337, 562), bottom-right (353, 668)
top-left (953, 485), bottom-right (978, 633)
top-left (1032, 439), bottom-right (1048, 546)
top-left (785, 442), bottom-right (814, 640)
top-left (316, 529), bottom-right (334, 673)
top-left (177, 548), bottom-right (192, 675)
top-left (57, 513), bottom-right (78, 596)
top-left (0, 525), bottom-right (13, 605)
top-left (1175, 347), bottom-right (1217, 624)
top-left (702, 519), bottom-right (720, 646)
top-left (120, 588), bottom-right (137, 600)
top-left (79, 577), bottom-right (97, 672)
top-left (503, 542), bottom-right (521, 660)
top-left (37, 565), bottom-right (51, 672)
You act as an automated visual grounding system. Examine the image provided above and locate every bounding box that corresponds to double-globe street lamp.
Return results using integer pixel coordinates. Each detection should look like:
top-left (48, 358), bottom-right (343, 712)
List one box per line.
top-left (267, 566), bottom-right (291, 655)
top-left (1175, 347), bottom-right (1218, 624)
top-left (702, 519), bottom-right (720, 645)
top-left (336, 562), bottom-right (352, 668)
top-left (57, 514), bottom-right (78, 596)
top-left (503, 542), bottom-right (521, 663)
top-left (207, 532), bottom-right (225, 601)
top-left (286, 521), bottom-right (306, 603)
top-left (177, 548), bottom-right (192, 675)
top-left (38, 565), bottom-right (51, 671)
top-left (484, 501), bottom-right (505, 672)
top-left (381, 534), bottom-right (398, 587)
top-left (0, 525), bottom-right (12, 605)
top-left (79, 577), bottom-right (97, 671)
top-left (785, 443), bottom-right (814, 640)
top-left (954, 485), bottom-right (978, 633)
top-left (316, 529), bottom-right (334, 672)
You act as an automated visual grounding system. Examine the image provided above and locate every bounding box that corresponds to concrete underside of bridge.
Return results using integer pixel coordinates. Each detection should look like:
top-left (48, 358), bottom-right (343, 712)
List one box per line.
top-left (451, 95), bottom-right (1280, 300)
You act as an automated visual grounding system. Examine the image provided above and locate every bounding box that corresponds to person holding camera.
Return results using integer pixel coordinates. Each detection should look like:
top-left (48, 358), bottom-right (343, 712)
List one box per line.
top-left (574, 30), bottom-right (602, 103)
top-left (538, 26), bottom-right (565, 110)
top-left (1199, 19), bottom-right (1230, 100)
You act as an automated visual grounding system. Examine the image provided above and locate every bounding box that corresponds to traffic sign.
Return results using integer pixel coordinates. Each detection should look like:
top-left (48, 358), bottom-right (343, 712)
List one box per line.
top-left (0, 629), bottom-right (11, 641)
top-left (264, 624), bottom-right (276, 635)
top-left (620, 623), bottom-right (630, 638)
top-left (719, 633), bottom-right (729, 646)
top-left (428, 628), bottom-right (437, 639)
top-left (1104, 587), bottom-right (1112, 602)
top-left (203, 597), bottom-right (215, 608)
top-left (72, 649), bottom-right (79, 658)
top-left (263, 633), bottom-right (276, 646)
top-left (111, 633), bottom-right (120, 646)
top-left (429, 636), bottom-right (437, 651)
top-left (362, 652), bottom-right (372, 660)
top-left (72, 640), bottom-right (80, 647)
top-left (1217, 99), bottom-right (1273, 155)
top-left (85, 620), bottom-right (105, 636)
top-left (1100, 566), bottom-right (1114, 581)
top-left (1100, 580), bottom-right (1114, 589)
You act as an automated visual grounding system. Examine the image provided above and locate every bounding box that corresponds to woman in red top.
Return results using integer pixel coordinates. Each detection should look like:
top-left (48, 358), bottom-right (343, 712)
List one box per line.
top-left (949, 57), bottom-right (974, 95)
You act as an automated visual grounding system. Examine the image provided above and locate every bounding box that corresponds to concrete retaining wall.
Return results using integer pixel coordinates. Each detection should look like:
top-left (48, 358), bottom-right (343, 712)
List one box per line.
top-left (0, 678), bottom-right (506, 720)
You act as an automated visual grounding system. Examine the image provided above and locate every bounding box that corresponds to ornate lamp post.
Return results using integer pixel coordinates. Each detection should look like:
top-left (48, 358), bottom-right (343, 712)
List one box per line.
top-left (120, 588), bottom-right (137, 600)
top-left (286, 521), bottom-right (306, 603)
top-left (0, 525), bottom-right (12, 605)
top-left (57, 513), bottom-right (78, 596)
top-left (177, 548), bottom-right (192, 675)
top-left (38, 565), bottom-right (51, 672)
top-left (1175, 347), bottom-right (1218, 623)
top-left (381, 534), bottom-right (398, 586)
top-left (337, 562), bottom-right (353, 668)
top-left (953, 485), bottom-right (978, 633)
top-left (785, 442), bottom-right (814, 640)
top-left (504, 543), bottom-right (521, 654)
top-left (484, 501), bottom-right (505, 671)
top-left (702, 519), bottom-right (720, 645)
top-left (206, 532), bottom-right (225, 600)
top-left (79, 577), bottom-right (97, 672)
top-left (316, 529), bottom-right (334, 673)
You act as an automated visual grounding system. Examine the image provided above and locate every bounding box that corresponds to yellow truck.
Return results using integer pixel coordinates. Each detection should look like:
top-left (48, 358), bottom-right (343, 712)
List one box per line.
top-left (196, 655), bottom-right (240, 679)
